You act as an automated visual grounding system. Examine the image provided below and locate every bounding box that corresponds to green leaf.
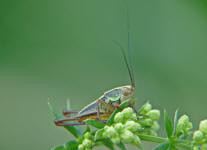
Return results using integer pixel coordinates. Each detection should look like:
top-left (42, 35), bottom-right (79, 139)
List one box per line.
top-left (164, 110), bottom-right (173, 138)
top-left (84, 119), bottom-right (105, 129)
top-left (95, 129), bottom-right (105, 140)
top-left (48, 102), bottom-right (81, 138)
top-left (95, 138), bottom-right (115, 150)
top-left (153, 142), bottom-right (169, 150)
top-left (65, 140), bottom-right (78, 150)
top-left (117, 142), bottom-right (127, 150)
top-left (173, 110), bottom-right (178, 136)
top-left (169, 144), bottom-right (179, 150)
top-left (51, 145), bottom-right (65, 150)
top-left (83, 125), bottom-right (90, 134)
top-left (106, 100), bottom-right (129, 125)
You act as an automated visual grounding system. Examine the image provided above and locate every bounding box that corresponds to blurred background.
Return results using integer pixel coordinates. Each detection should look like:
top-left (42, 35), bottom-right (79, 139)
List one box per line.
top-left (1, 0), bottom-right (207, 149)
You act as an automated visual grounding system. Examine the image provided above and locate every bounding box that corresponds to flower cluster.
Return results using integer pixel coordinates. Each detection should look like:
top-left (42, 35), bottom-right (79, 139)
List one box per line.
top-left (100, 104), bottom-right (160, 146)
top-left (137, 102), bottom-right (160, 136)
top-left (101, 107), bottom-right (141, 145)
top-left (78, 132), bottom-right (93, 150)
top-left (193, 120), bottom-right (207, 150)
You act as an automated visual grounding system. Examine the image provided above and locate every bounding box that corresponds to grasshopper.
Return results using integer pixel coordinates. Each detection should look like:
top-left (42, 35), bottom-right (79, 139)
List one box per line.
top-left (55, 1), bottom-right (137, 126)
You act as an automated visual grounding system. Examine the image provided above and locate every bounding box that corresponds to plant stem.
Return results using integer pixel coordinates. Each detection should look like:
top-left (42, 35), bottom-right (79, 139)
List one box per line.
top-left (137, 134), bottom-right (168, 143)
top-left (137, 134), bottom-right (192, 150)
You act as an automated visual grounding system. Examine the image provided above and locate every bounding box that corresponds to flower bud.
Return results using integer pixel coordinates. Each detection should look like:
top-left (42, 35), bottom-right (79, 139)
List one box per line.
top-left (122, 107), bottom-right (134, 119)
top-left (111, 136), bottom-right (121, 144)
top-left (124, 121), bottom-right (141, 132)
top-left (114, 112), bottom-right (124, 123)
top-left (138, 118), bottom-right (153, 127)
top-left (104, 126), bottom-right (118, 138)
top-left (78, 144), bottom-right (84, 150)
top-left (133, 135), bottom-right (141, 145)
top-left (178, 115), bottom-right (189, 125)
top-left (120, 130), bottom-right (134, 143)
top-left (102, 126), bottom-right (109, 138)
top-left (114, 123), bottom-right (124, 133)
top-left (151, 121), bottom-right (160, 131)
top-left (139, 102), bottom-right (152, 114)
top-left (129, 113), bottom-right (137, 121)
top-left (176, 115), bottom-right (192, 134)
top-left (147, 110), bottom-right (160, 121)
top-left (193, 146), bottom-right (200, 150)
top-left (199, 120), bottom-right (207, 134)
top-left (82, 139), bottom-right (92, 148)
top-left (84, 132), bottom-right (92, 139)
top-left (193, 130), bottom-right (204, 142)
top-left (149, 130), bottom-right (158, 136)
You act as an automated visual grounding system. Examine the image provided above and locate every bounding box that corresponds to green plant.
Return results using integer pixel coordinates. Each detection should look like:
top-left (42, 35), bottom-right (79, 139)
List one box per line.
top-left (48, 100), bottom-right (207, 150)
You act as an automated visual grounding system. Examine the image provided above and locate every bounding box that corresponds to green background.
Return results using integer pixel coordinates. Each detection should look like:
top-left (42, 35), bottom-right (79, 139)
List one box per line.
top-left (1, 0), bottom-right (207, 149)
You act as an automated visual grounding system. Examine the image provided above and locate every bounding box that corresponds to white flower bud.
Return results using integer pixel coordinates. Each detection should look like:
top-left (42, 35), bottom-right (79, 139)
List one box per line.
top-left (138, 118), bottom-right (153, 127)
top-left (78, 144), bottom-right (84, 150)
top-left (124, 121), bottom-right (141, 132)
top-left (193, 130), bottom-right (204, 142)
top-left (147, 110), bottom-right (160, 121)
top-left (199, 120), bottom-right (207, 134)
top-left (120, 130), bottom-right (134, 144)
top-left (176, 115), bottom-right (192, 133)
top-left (151, 121), bottom-right (160, 131)
top-left (111, 136), bottom-right (121, 144)
top-left (139, 102), bottom-right (152, 114)
top-left (82, 139), bottom-right (92, 148)
top-left (193, 146), bottom-right (200, 150)
top-left (114, 112), bottom-right (124, 123)
top-left (104, 126), bottom-right (118, 138)
top-left (84, 132), bottom-right (92, 139)
top-left (122, 107), bottom-right (134, 119)
top-left (114, 123), bottom-right (124, 133)
top-left (133, 135), bottom-right (141, 145)
top-left (129, 113), bottom-right (137, 121)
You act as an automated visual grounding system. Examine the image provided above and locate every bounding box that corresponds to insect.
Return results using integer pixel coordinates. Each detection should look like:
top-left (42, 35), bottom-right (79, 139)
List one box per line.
top-left (54, 1), bottom-right (137, 126)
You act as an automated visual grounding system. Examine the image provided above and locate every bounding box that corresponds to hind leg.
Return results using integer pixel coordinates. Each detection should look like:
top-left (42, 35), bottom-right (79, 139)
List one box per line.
top-left (62, 110), bottom-right (79, 116)
top-left (55, 121), bottom-right (85, 126)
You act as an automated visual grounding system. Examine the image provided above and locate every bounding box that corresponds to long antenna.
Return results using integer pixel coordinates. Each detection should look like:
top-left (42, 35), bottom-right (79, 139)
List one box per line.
top-left (114, 0), bottom-right (135, 88)
top-left (123, 0), bottom-right (135, 88)
top-left (113, 40), bottom-right (135, 88)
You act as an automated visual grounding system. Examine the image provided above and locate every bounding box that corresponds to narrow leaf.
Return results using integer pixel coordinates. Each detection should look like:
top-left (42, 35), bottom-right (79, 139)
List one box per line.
top-left (84, 119), bottom-right (105, 129)
top-left (164, 110), bottom-right (173, 138)
top-left (51, 145), bottom-right (65, 150)
top-left (83, 125), bottom-right (90, 134)
top-left (106, 100), bottom-right (129, 125)
top-left (48, 102), bottom-right (81, 138)
top-left (117, 142), bottom-right (127, 150)
top-left (169, 144), bottom-right (179, 150)
top-left (65, 140), bottom-right (78, 150)
top-left (95, 129), bottom-right (105, 140)
top-left (173, 109), bottom-right (178, 136)
top-left (153, 142), bottom-right (169, 150)
top-left (101, 138), bottom-right (115, 150)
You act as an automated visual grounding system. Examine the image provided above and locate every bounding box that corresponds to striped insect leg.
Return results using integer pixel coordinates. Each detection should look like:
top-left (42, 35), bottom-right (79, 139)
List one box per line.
top-left (62, 110), bottom-right (79, 116)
